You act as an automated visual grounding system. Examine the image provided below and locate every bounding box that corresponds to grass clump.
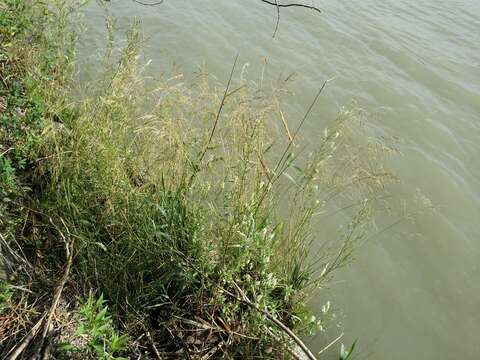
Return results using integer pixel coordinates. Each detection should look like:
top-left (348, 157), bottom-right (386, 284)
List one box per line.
top-left (0, 1), bottom-right (397, 359)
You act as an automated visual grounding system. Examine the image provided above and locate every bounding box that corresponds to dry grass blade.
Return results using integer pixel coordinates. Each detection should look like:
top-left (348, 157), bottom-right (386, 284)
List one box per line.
top-left (5, 313), bottom-right (46, 360)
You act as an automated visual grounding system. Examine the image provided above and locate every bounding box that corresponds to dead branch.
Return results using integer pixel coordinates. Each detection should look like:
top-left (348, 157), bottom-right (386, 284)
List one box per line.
top-left (131, 0), bottom-right (321, 13)
top-left (263, 0), bottom-right (322, 37)
top-left (32, 219), bottom-right (75, 359)
top-left (128, 0), bottom-right (321, 38)
top-left (42, 219), bottom-right (74, 340)
top-left (6, 219), bottom-right (75, 360)
top-left (5, 314), bottom-right (46, 360)
top-left (220, 283), bottom-right (318, 360)
top-left (260, 0), bottom-right (321, 13)
top-left (273, 0), bottom-right (281, 38)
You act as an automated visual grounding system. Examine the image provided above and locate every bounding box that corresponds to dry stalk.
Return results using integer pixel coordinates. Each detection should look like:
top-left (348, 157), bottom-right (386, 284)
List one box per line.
top-left (6, 218), bottom-right (75, 360)
top-left (220, 282), bottom-right (318, 360)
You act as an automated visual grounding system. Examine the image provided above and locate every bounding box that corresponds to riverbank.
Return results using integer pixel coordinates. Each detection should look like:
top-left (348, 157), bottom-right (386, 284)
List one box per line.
top-left (1, 1), bottom-right (391, 359)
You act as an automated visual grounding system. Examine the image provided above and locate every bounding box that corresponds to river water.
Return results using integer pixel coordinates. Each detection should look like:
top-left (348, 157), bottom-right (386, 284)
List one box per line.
top-left (79, 1), bottom-right (480, 359)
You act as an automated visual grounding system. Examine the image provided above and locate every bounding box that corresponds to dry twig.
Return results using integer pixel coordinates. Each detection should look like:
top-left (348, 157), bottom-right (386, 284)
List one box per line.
top-left (5, 313), bottom-right (46, 360)
top-left (6, 219), bottom-right (75, 360)
top-left (220, 282), bottom-right (318, 360)
top-left (260, 0), bottom-right (321, 13)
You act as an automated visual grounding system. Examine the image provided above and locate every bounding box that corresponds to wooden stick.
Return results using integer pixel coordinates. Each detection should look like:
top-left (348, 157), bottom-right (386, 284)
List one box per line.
top-left (260, 0), bottom-right (322, 13)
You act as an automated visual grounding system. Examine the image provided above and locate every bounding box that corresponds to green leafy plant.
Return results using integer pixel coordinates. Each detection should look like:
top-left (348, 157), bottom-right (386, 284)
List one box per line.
top-left (0, 156), bottom-right (16, 194)
top-left (0, 281), bottom-right (13, 315)
top-left (63, 293), bottom-right (128, 360)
